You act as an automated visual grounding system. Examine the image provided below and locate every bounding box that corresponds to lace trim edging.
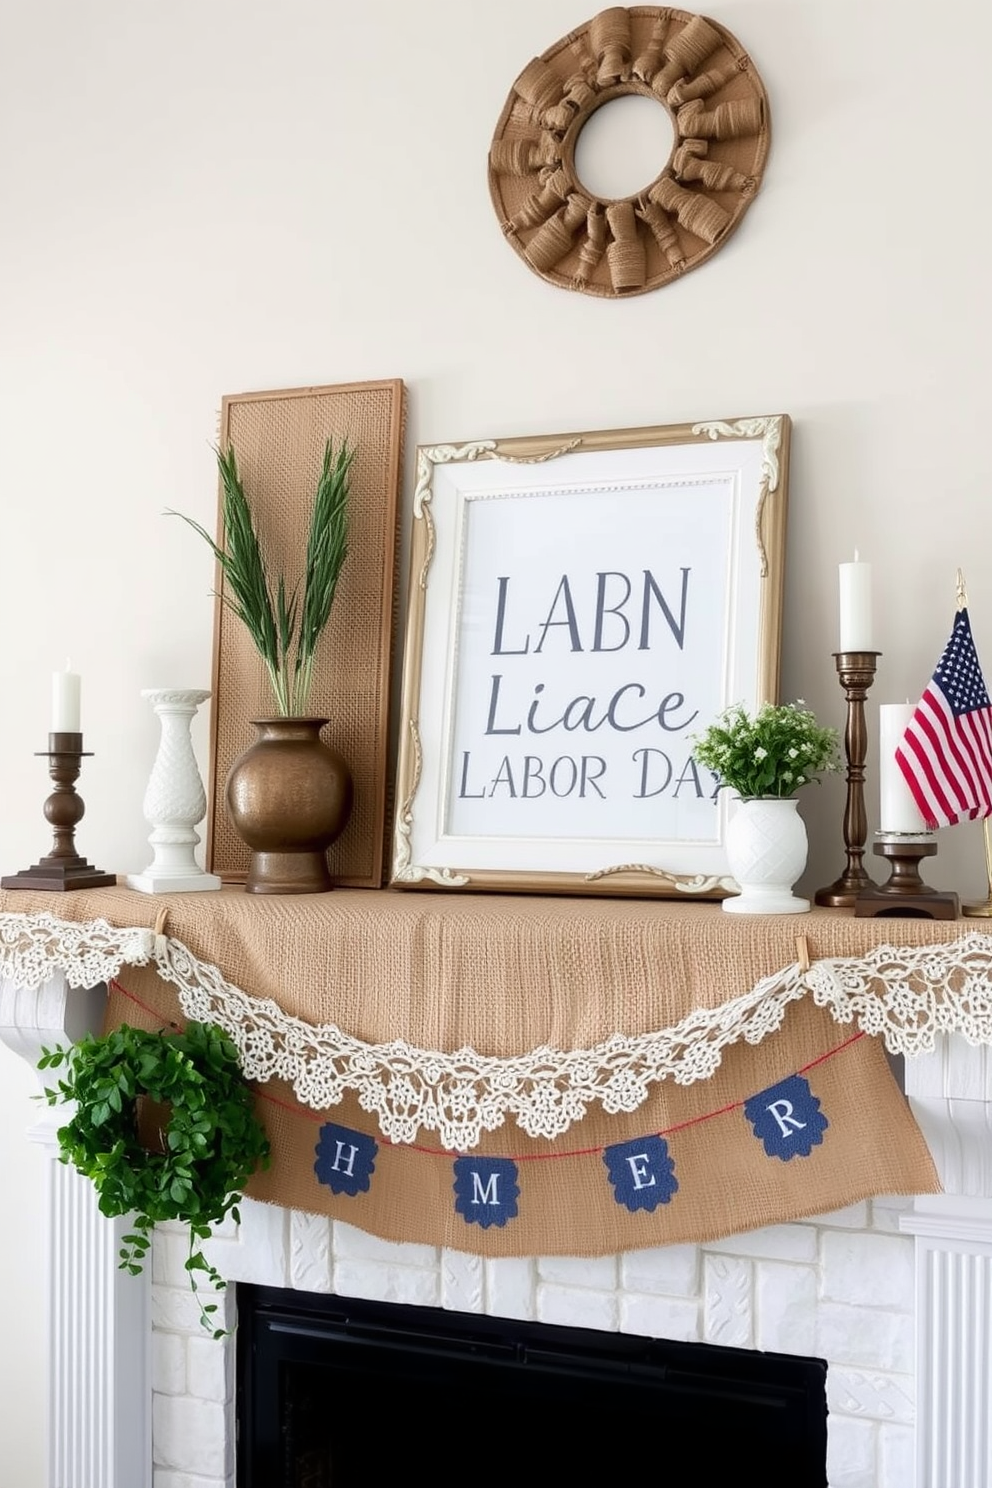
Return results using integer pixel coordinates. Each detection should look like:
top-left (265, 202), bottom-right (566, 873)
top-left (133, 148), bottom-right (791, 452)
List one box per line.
top-left (2, 910), bottom-right (989, 1150)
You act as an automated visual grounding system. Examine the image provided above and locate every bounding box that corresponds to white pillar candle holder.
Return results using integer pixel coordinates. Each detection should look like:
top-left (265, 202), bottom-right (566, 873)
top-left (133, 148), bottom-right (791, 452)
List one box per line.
top-left (126, 688), bottom-right (222, 894)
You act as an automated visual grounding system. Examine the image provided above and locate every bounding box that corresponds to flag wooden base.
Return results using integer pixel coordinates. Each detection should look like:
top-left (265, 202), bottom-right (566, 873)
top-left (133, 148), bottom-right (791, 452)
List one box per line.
top-left (854, 834), bottom-right (959, 920)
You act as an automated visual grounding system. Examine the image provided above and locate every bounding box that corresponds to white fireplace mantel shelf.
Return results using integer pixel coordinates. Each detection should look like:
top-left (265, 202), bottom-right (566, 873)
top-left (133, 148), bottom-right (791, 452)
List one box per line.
top-left (3, 967), bottom-right (992, 1488)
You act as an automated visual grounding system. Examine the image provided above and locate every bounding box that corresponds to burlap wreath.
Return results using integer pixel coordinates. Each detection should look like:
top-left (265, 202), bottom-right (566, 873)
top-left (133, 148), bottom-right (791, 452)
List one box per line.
top-left (488, 6), bottom-right (770, 297)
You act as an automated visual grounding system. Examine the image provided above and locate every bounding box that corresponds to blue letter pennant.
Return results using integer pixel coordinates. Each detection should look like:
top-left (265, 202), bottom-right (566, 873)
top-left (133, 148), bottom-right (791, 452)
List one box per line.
top-left (744, 1075), bottom-right (828, 1160)
top-left (453, 1156), bottom-right (519, 1228)
top-left (603, 1135), bottom-right (678, 1212)
top-left (307, 1071), bottom-right (834, 1221)
top-left (314, 1123), bottom-right (378, 1196)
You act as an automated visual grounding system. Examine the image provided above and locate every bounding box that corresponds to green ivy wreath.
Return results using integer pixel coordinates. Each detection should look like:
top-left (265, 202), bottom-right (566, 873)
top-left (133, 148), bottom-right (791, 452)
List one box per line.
top-left (39, 1020), bottom-right (270, 1336)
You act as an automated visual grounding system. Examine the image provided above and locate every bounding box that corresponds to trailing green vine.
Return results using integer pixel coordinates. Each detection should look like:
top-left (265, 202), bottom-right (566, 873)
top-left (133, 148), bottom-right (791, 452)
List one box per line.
top-left (39, 1021), bottom-right (270, 1337)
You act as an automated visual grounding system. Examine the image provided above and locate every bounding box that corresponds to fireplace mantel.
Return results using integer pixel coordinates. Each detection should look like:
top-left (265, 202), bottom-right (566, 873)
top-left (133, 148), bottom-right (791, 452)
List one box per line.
top-left (4, 919), bottom-right (992, 1486)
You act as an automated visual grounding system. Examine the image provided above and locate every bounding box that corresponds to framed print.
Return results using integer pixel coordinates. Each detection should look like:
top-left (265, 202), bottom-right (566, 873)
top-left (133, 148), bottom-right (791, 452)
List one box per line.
top-left (391, 415), bottom-right (790, 897)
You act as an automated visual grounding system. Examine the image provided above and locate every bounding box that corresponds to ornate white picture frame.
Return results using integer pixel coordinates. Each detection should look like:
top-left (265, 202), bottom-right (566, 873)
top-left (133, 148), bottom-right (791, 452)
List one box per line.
top-left (391, 416), bottom-right (790, 897)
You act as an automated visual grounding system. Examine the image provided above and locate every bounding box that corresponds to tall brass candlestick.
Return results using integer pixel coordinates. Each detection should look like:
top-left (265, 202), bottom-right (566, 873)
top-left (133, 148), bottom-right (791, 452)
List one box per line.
top-left (814, 651), bottom-right (881, 908)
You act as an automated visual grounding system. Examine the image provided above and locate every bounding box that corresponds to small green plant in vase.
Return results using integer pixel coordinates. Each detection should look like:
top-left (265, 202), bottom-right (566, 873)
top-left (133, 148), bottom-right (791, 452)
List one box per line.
top-left (692, 702), bottom-right (839, 915)
top-left (170, 439), bottom-right (356, 893)
top-left (692, 701), bottom-right (839, 800)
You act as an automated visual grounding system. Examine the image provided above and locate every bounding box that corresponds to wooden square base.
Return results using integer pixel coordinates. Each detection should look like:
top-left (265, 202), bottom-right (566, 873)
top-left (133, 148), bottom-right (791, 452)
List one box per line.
top-left (854, 888), bottom-right (960, 920)
top-left (853, 835), bottom-right (959, 919)
top-left (2, 859), bottom-right (117, 892)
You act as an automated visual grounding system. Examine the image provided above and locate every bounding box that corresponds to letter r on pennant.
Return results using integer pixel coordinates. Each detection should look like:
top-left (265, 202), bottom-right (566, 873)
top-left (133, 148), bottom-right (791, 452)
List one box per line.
top-left (744, 1076), bottom-right (828, 1161)
top-left (765, 1099), bottom-right (807, 1139)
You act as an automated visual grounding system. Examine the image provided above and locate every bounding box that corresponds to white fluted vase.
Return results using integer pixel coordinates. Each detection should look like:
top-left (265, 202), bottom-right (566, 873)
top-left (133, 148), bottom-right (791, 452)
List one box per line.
top-left (126, 688), bottom-right (222, 894)
top-left (723, 796), bottom-right (810, 915)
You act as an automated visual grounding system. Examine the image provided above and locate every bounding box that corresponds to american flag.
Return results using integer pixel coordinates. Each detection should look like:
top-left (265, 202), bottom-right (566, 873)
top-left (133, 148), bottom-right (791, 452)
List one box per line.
top-left (895, 607), bottom-right (992, 829)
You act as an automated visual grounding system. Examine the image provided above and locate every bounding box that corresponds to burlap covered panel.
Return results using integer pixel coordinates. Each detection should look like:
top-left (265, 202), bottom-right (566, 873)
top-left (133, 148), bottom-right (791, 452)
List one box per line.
top-left (209, 381), bottom-right (404, 886)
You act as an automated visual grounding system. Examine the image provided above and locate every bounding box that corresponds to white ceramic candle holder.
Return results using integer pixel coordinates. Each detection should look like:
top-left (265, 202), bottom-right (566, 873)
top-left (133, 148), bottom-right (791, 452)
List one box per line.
top-left (126, 689), bottom-right (222, 894)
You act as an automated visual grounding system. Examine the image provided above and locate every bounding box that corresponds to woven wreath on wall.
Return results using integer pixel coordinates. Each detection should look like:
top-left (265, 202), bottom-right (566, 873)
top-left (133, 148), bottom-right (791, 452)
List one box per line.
top-left (488, 6), bottom-right (769, 298)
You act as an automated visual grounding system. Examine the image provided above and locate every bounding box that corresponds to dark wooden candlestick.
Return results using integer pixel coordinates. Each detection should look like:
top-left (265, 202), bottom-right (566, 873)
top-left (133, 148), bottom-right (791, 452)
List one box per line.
top-left (854, 833), bottom-right (959, 919)
top-left (815, 651), bottom-right (881, 908)
top-left (1, 733), bottom-right (116, 892)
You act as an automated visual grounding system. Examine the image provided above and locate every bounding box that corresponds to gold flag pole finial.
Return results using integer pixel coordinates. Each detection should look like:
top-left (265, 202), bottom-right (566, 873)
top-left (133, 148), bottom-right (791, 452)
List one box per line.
top-left (963, 819), bottom-right (992, 917)
top-left (962, 574), bottom-right (992, 915)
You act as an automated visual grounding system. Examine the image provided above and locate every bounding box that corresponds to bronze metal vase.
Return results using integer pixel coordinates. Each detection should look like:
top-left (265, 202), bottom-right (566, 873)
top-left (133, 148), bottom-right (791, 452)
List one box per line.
top-left (225, 718), bottom-right (353, 894)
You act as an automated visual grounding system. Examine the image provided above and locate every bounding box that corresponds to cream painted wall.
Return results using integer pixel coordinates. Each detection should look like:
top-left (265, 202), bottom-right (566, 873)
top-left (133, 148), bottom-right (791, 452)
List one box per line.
top-left (1, 0), bottom-right (990, 1477)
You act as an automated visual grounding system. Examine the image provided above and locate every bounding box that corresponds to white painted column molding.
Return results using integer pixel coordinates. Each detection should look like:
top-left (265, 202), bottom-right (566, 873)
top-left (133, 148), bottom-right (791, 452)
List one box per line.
top-left (0, 973), bottom-right (150, 1488)
top-left (903, 1034), bottom-right (992, 1488)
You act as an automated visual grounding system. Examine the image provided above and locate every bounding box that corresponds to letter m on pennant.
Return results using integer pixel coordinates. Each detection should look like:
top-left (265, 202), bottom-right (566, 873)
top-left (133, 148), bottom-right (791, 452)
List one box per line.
top-left (453, 1157), bottom-right (520, 1229)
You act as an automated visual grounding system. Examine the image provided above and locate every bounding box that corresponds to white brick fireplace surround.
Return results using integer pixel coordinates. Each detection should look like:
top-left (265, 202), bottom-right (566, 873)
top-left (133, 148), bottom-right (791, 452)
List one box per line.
top-left (4, 973), bottom-right (992, 1488)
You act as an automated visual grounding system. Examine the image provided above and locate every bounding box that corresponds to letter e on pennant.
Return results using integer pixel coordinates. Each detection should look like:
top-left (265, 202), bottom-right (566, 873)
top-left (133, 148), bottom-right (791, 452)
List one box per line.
top-left (603, 1136), bottom-right (678, 1213)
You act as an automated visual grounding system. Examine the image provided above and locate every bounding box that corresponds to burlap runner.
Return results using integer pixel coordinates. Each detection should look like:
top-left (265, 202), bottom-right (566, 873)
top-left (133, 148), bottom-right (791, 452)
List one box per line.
top-left (0, 885), bottom-right (947, 1256)
top-left (3, 883), bottom-right (982, 1050)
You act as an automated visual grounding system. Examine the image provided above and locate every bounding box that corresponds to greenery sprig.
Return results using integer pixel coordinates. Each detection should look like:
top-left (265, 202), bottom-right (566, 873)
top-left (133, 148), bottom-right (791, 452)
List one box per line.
top-left (169, 438), bottom-right (352, 716)
top-left (692, 701), bottom-right (839, 799)
top-left (39, 1021), bottom-right (270, 1337)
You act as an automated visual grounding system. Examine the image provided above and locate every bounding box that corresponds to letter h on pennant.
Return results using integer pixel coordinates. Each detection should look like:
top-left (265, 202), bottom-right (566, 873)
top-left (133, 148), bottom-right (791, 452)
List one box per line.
top-left (314, 1123), bottom-right (379, 1196)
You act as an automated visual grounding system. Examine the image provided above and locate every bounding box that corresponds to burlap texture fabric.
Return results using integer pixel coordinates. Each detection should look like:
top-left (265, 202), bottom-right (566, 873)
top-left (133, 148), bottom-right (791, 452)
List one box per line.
top-left (2, 885), bottom-right (945, 1256)
top-left (7, 883), bottom-right (982, 1049)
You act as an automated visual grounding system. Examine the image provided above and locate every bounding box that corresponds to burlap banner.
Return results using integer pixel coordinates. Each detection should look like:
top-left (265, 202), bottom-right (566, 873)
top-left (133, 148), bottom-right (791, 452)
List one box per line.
top-left (3, 885), bottom-right (979, 1255)
top-left (104, 965), bottom-right (937, 1257)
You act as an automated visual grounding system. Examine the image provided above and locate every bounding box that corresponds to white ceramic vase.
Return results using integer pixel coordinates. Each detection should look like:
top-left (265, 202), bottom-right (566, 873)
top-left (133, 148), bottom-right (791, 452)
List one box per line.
top-left (126, 689), bottom-right (222, 894)
top-left (723, 796), bottom-right (810, 915)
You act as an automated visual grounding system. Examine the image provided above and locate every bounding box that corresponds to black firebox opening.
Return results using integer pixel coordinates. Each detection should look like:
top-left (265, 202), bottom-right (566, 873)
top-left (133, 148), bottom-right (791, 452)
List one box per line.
top-left (237, 1283), bottom-right (828, 1488)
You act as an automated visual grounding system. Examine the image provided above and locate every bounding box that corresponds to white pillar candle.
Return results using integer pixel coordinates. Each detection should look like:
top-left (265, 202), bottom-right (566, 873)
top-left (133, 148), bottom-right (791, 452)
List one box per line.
top-left (51, 663), bottom-right (81, 733)
top-left (839, 551), bottom-right (873, 651)
top-left (879, 702), bottom-right (928, 833)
